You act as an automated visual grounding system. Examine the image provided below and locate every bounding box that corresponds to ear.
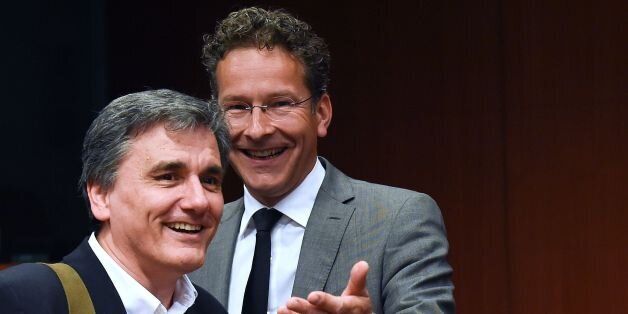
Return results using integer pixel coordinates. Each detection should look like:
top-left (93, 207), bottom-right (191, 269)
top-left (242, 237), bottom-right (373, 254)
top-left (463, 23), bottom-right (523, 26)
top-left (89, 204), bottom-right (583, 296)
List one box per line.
top-left (87, 182), bottom-right (111, 223)
top-left (315, 93), bottom-right (332, 138)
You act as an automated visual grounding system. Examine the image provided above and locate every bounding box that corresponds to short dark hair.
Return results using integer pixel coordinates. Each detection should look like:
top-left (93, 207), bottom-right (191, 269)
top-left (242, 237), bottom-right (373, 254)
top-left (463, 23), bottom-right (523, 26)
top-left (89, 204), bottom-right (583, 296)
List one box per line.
top-left (202, 7), bottom-right (330, 102)
top-left (78, 89), bottom-right (230, 225)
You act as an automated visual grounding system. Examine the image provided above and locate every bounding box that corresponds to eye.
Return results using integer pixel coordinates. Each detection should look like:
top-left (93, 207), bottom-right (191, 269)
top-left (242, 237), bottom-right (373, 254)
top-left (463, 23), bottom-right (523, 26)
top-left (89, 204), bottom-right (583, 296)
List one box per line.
top-left (200, 175), bottom-right (222, 189)
top-left (155, 173), bottom-right (178, 181)
top-left (223, 102), bottom-right (250, 111)
top-left (268, 99), bottom-right (295, 108)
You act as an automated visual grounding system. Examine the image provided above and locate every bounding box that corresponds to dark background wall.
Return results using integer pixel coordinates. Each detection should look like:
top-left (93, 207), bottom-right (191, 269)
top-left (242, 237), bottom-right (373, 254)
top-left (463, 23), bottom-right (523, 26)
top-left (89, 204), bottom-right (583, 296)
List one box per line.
top-left (1, 1), bottom-right (105, 261)
top-left (1, 1), bottom-right (626, 313)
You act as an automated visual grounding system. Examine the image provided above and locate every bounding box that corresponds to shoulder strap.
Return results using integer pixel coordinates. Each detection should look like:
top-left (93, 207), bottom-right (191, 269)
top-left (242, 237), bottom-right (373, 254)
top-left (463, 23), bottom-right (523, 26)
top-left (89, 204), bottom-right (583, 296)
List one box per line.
top-left (45, 263), bottom-right (96, 314)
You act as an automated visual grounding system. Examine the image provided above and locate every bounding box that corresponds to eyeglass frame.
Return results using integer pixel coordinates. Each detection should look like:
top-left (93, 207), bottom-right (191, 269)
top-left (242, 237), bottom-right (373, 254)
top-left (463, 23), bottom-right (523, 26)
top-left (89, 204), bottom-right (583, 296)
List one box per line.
top-left (221, 95), bottom-right (315, 117)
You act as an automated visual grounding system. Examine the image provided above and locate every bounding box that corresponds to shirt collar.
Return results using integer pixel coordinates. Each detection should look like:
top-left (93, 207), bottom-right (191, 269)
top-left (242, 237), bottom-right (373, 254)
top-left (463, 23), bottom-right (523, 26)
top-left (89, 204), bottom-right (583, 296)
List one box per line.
top-left (240, 158), bottom-right (326, 235)
top-left (88, 233), bottom-right (198, 314)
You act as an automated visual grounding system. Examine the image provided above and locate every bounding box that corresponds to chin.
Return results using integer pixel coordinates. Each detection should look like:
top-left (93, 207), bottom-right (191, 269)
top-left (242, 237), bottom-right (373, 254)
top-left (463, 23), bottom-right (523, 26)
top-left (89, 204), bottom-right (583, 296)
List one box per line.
top-left (175, 260), bottom-right (204, 275)
top-left (167, 251), bottom-right (206, 272)
top-left (246, 177), bottom-right (285, 193)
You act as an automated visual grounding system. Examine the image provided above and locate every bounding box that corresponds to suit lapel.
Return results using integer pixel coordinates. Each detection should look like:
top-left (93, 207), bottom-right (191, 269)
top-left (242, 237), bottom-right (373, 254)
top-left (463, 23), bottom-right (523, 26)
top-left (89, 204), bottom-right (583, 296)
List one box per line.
top-left (292, 158), bottom-right (356, 298)
top-left (203, 199), bottom-right (244, 305)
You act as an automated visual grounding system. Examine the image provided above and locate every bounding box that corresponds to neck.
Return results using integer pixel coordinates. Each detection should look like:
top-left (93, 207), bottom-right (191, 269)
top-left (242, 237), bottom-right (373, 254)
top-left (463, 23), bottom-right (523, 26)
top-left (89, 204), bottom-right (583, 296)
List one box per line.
top-left (96, 228), bottom-right (179, 308)
top-left (249, 156), bottom-right (319, 207)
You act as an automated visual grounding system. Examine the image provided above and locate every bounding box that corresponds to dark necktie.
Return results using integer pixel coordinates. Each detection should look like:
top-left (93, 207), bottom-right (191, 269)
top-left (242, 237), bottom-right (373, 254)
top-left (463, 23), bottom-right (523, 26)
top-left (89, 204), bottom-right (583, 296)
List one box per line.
top-left (242, 208), bottom-right (283, 314)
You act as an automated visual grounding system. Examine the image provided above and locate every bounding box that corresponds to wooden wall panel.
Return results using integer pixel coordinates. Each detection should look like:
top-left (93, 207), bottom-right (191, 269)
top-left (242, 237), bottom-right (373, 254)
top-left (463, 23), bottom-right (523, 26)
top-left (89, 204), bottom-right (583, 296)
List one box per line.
top-left (503, 0), bottom-right (628, 312)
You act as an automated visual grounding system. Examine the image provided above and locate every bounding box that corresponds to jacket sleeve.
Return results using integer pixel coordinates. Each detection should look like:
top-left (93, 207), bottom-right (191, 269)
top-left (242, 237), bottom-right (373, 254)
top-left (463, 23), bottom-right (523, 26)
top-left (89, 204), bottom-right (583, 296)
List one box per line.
top-left (381, 193), bottom-right (455, 313)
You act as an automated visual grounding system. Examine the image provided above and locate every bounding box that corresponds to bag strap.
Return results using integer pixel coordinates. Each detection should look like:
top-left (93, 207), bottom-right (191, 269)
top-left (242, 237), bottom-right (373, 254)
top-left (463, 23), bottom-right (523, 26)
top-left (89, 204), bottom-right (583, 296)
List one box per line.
top-left (45, 263), bottom-right (96, 314)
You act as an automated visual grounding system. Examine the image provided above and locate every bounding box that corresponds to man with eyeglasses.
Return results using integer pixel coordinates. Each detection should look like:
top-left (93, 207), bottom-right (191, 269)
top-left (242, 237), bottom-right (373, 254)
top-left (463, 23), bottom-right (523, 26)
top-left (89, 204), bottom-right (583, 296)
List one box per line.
top-left (190, 7), bottom-right (455, 314)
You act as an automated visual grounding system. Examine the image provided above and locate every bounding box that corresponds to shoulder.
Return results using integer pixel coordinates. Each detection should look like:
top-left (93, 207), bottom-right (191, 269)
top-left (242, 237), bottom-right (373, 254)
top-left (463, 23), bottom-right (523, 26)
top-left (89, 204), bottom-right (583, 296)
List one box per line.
top-left (0, 263), bottom-right (67, 312)
top-left (224, 198), bottom-right (242, 210)
top-left (350, 177), bottom-right (426, 197)
top-left (348, 176), bottom-right (439, 212)
top-left (188, 284), bottom-right (227, 313)
top-left (0, 263), bottom-right (61, 289)
top-left (223, 198), bottom-right (244, 219)
top-left (322, 157), bottom-right (434, 204)
top-left (320, 158), bottom-right (442, 218)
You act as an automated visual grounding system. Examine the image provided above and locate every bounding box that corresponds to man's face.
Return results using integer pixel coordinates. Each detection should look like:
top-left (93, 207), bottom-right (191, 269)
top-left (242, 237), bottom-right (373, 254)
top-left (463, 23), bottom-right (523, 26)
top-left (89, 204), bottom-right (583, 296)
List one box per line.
top-left (89, 124), bottom-right (224, 279)
top-left (216, 47), bottom-right (331, 206)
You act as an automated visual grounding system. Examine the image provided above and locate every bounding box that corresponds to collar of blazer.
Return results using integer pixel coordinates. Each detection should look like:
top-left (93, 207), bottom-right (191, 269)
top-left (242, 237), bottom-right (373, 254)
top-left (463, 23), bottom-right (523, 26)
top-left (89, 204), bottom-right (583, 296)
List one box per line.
top-left (291, 157), bottom-right (357, 298)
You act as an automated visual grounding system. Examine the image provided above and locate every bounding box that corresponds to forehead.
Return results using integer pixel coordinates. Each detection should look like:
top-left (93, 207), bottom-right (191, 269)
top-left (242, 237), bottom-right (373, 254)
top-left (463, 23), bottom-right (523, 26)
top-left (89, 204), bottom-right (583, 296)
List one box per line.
top-left (215, 46), bottom-right (308, 97)
top-left (123, 124), bottom-right (221, 169)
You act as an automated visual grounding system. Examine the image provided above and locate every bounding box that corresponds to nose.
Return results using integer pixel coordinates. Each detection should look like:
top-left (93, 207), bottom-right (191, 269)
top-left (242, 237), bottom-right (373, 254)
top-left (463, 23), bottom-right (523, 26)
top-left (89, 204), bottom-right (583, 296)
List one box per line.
top-left (242, 106), bottom-right (275, 139)
top-left (180, 178), bottom-right (211, 213)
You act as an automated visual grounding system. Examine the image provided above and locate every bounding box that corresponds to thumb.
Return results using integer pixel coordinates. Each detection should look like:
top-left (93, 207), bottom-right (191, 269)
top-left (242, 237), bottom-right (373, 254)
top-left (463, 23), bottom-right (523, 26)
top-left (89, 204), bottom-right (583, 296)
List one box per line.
top-left (343, 261), bottom-right (369, 297)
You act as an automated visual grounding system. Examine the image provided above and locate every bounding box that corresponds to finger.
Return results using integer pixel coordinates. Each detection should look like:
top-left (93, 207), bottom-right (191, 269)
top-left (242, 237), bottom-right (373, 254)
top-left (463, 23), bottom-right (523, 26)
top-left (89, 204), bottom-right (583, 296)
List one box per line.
top-left (343, 261), bottom-right (369, 297)
top-left (277, 305), bottom-right (297, 314)
top-left (308, 291), bottom-right (373, 314)
top-left (285, 296), bottom-right (325, 314)
top-left (307, 291), bottom-right (343, 312)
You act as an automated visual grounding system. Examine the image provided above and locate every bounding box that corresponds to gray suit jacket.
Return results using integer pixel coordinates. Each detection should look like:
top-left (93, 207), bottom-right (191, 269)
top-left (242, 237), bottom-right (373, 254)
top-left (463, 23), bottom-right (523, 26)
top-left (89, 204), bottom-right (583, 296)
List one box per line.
top-left (190, 158), bottom-right (454, 313)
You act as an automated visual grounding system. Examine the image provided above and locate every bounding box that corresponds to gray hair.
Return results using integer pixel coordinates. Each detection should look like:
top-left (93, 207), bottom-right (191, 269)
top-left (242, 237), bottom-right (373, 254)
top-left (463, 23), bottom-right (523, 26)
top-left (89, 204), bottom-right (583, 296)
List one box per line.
top-left (79, 89), bottom-right (230, 223)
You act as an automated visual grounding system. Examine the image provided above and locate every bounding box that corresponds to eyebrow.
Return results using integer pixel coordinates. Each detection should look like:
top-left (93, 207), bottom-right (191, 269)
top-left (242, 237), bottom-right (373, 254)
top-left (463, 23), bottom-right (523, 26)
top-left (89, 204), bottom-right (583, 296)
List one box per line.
top-left (221, 91), bottom-right (298, 102)
top-left (203, 165), bottom-right (224, 176)
top-left (149, 161), bottom-right (186, 173)
top-left (148, 161), bottom-right (224, 175)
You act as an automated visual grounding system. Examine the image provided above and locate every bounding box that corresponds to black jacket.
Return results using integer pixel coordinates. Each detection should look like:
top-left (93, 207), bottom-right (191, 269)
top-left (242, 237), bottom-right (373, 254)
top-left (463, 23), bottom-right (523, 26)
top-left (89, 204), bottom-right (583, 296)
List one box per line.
top-left (0, 238), bottom-right (226, 313)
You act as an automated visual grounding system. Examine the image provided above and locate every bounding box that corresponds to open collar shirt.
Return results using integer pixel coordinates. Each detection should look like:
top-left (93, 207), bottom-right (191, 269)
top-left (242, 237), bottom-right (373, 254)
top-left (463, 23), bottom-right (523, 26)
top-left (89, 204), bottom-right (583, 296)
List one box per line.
top-left (88, 233), bottom-right (198, 314)
top-left (228, 158), bottom-right (326, 314)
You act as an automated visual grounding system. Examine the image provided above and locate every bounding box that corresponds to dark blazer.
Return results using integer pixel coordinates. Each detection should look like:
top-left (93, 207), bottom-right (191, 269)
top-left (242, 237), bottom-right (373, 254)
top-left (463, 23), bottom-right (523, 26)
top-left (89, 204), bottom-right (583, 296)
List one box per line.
top-left (190, 157), bottom-right (455, 313)
top-left (0, 238), bottom-right (226, 313)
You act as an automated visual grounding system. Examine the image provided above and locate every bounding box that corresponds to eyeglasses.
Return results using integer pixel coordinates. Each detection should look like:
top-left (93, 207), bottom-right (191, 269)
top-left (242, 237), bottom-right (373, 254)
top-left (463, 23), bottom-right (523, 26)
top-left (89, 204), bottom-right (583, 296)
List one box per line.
top-left (222, 95), bottom-right (313, 124)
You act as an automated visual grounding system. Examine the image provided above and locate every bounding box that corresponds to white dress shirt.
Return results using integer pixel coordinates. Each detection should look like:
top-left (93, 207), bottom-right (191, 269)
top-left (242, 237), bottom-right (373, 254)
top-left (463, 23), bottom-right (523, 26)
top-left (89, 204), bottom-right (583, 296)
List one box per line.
top-left (228, 159), bottom-right (326, 314)
top-left (88, 233), bottom-right (198, 314)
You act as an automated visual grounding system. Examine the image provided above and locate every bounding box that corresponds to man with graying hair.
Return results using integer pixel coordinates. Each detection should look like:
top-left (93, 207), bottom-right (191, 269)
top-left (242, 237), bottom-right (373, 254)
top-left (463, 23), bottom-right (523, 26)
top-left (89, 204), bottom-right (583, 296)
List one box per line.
top-left (0, 89), bottom-right (229, 313)
top-left (190, 7), bottom-right (455, 314)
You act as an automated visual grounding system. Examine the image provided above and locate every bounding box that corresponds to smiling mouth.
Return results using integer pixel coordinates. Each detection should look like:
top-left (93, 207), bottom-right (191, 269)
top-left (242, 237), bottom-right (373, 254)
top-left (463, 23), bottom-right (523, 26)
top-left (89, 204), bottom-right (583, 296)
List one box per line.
top-left (242, 148), bottom-right (285, 159)
top-left (166, 222), bottom-right (203, 234)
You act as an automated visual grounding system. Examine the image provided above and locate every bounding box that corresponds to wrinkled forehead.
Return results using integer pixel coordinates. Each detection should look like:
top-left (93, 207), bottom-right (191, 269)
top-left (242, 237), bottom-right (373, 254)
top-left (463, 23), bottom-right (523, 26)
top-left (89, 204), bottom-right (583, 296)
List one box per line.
top-left (215, 46), bottom-right (309, 97)
top-left (124, 124), bottom-right (220, 168)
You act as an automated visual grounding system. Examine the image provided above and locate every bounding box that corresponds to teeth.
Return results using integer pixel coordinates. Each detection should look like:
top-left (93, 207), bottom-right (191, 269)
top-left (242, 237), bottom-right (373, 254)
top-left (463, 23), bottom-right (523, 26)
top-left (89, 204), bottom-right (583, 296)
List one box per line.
top-left (166, 222), bottom-right (202, 231)
top-left (247, 148), bottom-right (283, 158)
